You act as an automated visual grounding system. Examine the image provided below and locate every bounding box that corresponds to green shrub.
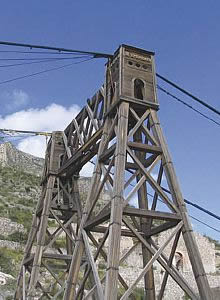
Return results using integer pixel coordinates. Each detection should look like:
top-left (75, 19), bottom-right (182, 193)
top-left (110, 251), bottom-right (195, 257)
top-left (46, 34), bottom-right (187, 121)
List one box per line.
top-left (7, 231), bottom-right (28, 243)
top-left (0, 247), bottom-right (23, 276)
top-left (8, 208), bottom-right (32, 231)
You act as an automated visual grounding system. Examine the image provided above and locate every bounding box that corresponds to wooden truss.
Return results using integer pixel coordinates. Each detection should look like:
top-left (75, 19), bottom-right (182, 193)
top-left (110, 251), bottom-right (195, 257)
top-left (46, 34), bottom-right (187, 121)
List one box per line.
top-left (15, 54), bottom-right (212, 300)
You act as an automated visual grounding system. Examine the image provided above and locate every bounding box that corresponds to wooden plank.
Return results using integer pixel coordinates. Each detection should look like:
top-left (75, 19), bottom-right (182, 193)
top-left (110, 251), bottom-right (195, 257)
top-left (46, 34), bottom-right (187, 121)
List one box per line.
top-left (125, 153), bottom-right (158, 170)
top-left (120, 95), bottom-right (159, 111)
top-left (124, 170), bottom-right (139, 189)
top-left (99, 143), bottom-right (116, 162)
top-left (158, 230), bottom-right (181, 300)
top-left (87, 157), bottom-right (115, 220)
top-left (101, 164), bottom-right (114, 191)
top-left (62, 132), bottom-right (72, 159)
top-left (101, 113), bottom-right (117, 151)
top-left (147, 154), bottom-right (161, 174)
top-left (73, 118), bottom-right (84, 146)
top-left (84, 209), bottom-right (110, 229)
top-left (89, 225), bottom-right (136, 237)
top-left (82, 230), bottom-right (104, 300)
top-left (41, 261), bottom-right (63, 286)
top-left (104, 102), bottom-right (129, 300)
top-left (86, 104), bottom-right (99, 131)
top-left (22, 266), bottom-right (25, 300)
top-left (58, 128), bottom-right (103, 175)
top-left (148, 162), bottom-right (163, 231)
top-left (127, 141), bottom-right (162, 154)
top-left (43, 215), bottom-right (75, 252)
top-left (123, 175), bottom-right (146, 206)
top-left (42, 253), bottom-right (73, 260)
top-left (85, 207), bottom-right (181, 230)
top-left (123, 207), bottom-right (181, 221)
top-left (86, 231), bottom-right (136, 300)
top-left (150, 162), bottom-right (163, 210)
top-left (87, 96), bottom-right (100, 141)
top-left (49, 210), bottom-right (75, 244)
top-left (104, 97), bottom-right (159, 120)
top-left (76, 228), bottom-right (109, 298)
top-left (148, 220), bottom-right (179, 237)
top-left (119, 242), bottom-right (139, 265)
top-left (93, 92), bottom-right (100, 119)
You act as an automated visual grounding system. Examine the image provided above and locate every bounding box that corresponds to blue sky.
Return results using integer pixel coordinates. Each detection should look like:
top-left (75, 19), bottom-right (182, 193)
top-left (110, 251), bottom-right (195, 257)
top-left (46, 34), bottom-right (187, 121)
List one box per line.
top-left (0, 1), bottom-right (220, 240)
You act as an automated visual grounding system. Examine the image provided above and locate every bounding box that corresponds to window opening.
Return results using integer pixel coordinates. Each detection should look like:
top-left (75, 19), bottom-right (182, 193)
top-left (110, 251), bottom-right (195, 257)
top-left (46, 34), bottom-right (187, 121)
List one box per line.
top-left (134, 79), bottom-right (145, 100)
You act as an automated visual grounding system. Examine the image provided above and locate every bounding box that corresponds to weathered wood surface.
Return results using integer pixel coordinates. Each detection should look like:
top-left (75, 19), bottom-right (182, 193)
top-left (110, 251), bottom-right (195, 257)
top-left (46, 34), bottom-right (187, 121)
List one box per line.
top-left (15, 45), bottom-right (212, 300)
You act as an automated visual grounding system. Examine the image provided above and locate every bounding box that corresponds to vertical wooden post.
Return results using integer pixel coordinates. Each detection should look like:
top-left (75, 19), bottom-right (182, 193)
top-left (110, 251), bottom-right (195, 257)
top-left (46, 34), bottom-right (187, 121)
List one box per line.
top-left (134, 129), bottom-right (155, 300)
top-left (104, 102), bottom-right (129, 300)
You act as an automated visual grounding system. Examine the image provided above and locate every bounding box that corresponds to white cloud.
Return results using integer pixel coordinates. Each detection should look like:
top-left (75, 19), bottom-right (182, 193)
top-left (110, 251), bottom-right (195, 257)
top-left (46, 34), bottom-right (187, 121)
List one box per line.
top-left (0, 103), bottom-right (80, 158)
top-left (18, 136), bottom-right (48, 158)
top-left (12, 90), bottom-right (29, 107)
top-left (80, 162), bottom-right (94, 177)
top-left (0, 103), bottom-right (80, 132)
top-left (3, 89), bottom-right (29, 110)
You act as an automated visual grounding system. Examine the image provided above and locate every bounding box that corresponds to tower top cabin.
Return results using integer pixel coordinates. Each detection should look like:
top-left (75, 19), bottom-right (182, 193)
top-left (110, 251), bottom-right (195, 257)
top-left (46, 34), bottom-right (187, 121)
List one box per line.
top-left (105, 44), bottom-right (158, 113)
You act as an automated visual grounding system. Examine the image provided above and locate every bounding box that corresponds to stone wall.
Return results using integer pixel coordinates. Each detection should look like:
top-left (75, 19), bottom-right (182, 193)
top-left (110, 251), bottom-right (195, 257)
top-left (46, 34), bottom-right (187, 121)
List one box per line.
top-left (92, 228), bottom-right (220, 299)
top-left (0, 240), bottom-right (23, 251)
top-left (0, 217), bottom-right (25, 236)
top-left (157, 229), bottom-right (216, 274)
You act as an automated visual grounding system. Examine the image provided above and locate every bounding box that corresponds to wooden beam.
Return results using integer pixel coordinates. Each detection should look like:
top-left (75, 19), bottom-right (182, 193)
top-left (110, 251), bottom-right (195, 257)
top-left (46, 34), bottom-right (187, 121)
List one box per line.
top-left (147, 220), bottom-right (179, 237)
top-left (88, 225), bottom-right (136, 237)
top-left (84, 207), bottom-right (181, 230)
top-left (127, 142), bottom-right (162, 154)
top-left (59, 127), bottom-right (103, 175)
top-left (124, 207), bottom-right (181, 221)
top-left (82, 230), bottom-right (104, 300)
top-left (99, 143), bottom-right (116, 162)
top-left (158, 229), bottom-right (181, 300)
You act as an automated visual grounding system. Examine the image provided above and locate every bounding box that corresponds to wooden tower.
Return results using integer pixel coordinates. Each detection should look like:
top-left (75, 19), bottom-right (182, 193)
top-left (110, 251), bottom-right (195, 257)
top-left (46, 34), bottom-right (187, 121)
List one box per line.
top-left (15, 45), bottom-right (212, 299)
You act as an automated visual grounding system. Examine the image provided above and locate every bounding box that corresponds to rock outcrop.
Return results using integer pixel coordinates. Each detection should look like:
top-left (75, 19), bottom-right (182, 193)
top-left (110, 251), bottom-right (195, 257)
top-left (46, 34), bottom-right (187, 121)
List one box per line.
top-left (0, 142), bottom-right (44, 176)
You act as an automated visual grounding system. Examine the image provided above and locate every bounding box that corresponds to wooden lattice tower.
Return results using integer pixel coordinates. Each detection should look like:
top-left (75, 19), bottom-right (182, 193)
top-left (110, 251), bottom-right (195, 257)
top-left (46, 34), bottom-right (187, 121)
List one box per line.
top-left (15, 45), bottom-right (212, 300)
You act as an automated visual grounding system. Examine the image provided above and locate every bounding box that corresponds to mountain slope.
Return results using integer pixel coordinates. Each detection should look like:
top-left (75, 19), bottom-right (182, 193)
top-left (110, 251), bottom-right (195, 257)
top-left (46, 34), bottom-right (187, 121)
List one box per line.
top-left (0, 142), bottom-right (44, 176)
top-left (0, 144), bottom-right (43, 299)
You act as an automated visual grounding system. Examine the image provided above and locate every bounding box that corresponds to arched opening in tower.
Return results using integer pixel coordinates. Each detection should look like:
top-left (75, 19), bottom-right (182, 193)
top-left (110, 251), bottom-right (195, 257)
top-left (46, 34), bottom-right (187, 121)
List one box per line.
top-left (134, 78), bottom-right (145, 100)
top-left (175, 251), bottom-right (183, 272)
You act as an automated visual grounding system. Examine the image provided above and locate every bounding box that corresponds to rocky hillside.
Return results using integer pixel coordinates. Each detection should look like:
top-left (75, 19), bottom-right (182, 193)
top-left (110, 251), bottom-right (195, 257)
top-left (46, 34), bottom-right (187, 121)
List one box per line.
top-left (0, 142), bottom-right (44, 176)
top-left (0, 143), bottom-right (43, 298)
